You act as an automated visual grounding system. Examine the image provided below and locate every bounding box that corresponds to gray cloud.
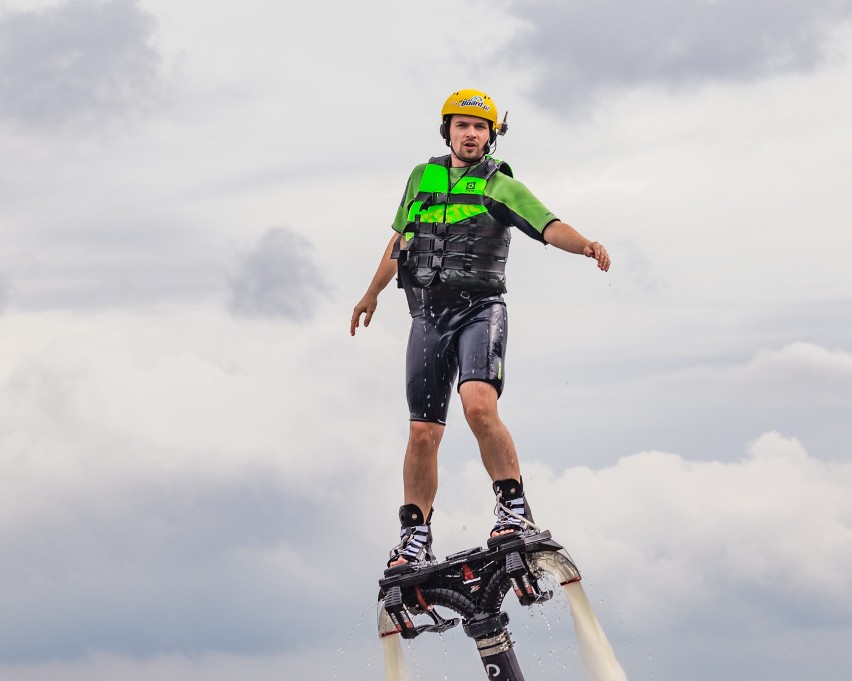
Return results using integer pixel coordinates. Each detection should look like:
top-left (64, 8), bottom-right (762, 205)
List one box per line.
top-left (0, 0), bottom-right (167, 131)
top-left (505, 0), bottom-right (852, 111)
top-left (0, 469), bottom-right (326, 661)
top-left (0, 273), bottom-right (12, 312)
top-left (228, 227), bottom-right (329, 321)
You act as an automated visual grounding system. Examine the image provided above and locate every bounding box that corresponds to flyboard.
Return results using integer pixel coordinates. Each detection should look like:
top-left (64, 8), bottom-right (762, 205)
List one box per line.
top-left (377, 531), bottom-right (627, 681)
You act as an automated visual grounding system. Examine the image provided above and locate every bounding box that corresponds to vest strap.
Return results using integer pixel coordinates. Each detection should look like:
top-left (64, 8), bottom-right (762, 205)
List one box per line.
top-left (415, 221), bottom-right (507, 239)
top-left (413, 192), bottom-right (485, 211)
top-left (408, 253), bottom-right (507, 274)
top-left (410, 238), bottom-right (509, 258)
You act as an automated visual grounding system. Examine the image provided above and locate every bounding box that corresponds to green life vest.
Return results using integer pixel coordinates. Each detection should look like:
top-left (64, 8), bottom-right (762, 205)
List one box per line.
top-left (395, 155), bottom-right (513, 298)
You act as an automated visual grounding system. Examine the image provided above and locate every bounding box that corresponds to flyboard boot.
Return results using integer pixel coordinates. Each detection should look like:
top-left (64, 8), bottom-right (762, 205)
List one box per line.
top-left (487, 478), bottom-right (540, 547)
top-left (386, 503), bottom-right (436, 572)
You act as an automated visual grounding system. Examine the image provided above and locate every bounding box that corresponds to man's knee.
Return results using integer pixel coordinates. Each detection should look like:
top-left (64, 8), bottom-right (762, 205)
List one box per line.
top-left (460, 381), bottom-right (499, 427)
top-left (407, 420), bottom-right (443, 454)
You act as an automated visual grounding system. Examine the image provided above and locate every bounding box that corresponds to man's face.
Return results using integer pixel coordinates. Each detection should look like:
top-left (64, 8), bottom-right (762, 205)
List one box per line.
top-left (448, 114), bottom-right (491, 165)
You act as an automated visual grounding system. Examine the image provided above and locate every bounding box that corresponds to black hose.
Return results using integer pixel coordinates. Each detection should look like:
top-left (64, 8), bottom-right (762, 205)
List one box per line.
top-left (421, 587), bottom-right (478, 618)
top-left (480, 566), bottom-right (512, 612)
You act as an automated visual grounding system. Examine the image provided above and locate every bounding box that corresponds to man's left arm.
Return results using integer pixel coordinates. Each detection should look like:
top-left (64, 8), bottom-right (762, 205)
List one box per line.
top-left (542, 220), bottom-right (611, 272)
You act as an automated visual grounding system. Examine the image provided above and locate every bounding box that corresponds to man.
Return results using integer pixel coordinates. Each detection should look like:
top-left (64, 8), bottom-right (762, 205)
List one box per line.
top-left (350, 88), bottom-right (610, 571)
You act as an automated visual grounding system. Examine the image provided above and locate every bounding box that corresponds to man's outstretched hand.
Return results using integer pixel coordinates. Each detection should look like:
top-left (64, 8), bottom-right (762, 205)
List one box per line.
top-left (583, 241), bottom-right (611, 272)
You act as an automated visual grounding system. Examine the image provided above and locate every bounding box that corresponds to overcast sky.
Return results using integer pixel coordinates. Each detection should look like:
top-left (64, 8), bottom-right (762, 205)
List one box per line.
top-left (1, 1), bottom-right (851, 680)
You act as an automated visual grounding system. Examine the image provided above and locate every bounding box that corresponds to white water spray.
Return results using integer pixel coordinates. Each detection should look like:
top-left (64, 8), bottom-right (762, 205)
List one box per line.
top-left (562, 581), bottom-right (627, 681)
top-left (378, 605), bottom-right (410, 681)
top-left (531, 551), bottom-right (628, 681)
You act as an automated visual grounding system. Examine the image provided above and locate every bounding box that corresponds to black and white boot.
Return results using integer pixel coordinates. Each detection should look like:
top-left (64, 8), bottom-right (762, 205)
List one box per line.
top-left (387, 504), bottom-right (436, 570)
top-left (487, 478), bottom-right (539, 546)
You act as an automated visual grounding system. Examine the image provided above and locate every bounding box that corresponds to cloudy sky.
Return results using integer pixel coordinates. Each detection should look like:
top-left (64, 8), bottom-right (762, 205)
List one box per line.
top-left (1, 0), bottom-right (851, 679)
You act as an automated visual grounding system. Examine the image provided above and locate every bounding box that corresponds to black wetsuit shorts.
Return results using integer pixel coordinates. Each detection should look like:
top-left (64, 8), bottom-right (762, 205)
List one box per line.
top-left (406, 290), bottom-right (508, 424)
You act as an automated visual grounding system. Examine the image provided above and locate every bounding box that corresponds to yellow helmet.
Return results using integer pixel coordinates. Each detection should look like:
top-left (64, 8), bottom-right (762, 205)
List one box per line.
top-left (441, 88), bottom-right (500, 128)
top-left (440, 88), bottom-right (508, 143)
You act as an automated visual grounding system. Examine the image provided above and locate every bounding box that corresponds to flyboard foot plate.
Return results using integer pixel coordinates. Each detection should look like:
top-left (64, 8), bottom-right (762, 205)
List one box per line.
top-left (378, 530), bottom-right (581, 640)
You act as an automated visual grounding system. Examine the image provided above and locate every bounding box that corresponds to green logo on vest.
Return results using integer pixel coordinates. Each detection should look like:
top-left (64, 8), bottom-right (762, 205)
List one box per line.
top-left (466, 181), bottom-right (476, 191)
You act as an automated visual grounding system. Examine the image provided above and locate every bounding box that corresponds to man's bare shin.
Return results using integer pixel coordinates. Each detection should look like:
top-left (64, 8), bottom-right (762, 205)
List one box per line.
top-left (478, 420), bottom-right (521, 482)
top-left (460, 381), bottom-right (521, 482)
top-left (402, 421), bottom-right (444, 515)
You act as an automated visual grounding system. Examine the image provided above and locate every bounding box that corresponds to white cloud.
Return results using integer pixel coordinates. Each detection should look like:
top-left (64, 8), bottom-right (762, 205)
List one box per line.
top-left (435, 432), bottom-right (852, 623)
top-left (1, 312), bottom-right (849, 681)
top-left (0, 308), bottom-right (410, 658)
top-left (418, 432), bottom-right (852, 680)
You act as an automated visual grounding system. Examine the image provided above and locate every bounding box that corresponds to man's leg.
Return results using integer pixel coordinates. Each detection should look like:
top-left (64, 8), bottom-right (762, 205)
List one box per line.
top-left (459, 380), bottom-right (519, 482)
top-left (387, 420), bottom-right (445, 569)
top-left (389, 291), bottom-right (454, 569)
top-left (403, 420), bottom-right (445, 515)
top-left (459, 380), bottom-right (536, 539)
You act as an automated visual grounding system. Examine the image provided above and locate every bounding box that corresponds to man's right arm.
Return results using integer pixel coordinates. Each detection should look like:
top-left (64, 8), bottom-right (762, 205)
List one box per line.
top-left (350, 232), bottom-right (403, 336)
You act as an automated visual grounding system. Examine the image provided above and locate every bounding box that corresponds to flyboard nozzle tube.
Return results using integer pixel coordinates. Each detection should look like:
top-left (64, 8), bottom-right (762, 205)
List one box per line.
top-left (529, 549), bottom-right (581, 585)
top-left (463, 613), bottom-right (527, 681)
top-left (475, 629), bottom-right (527, 681)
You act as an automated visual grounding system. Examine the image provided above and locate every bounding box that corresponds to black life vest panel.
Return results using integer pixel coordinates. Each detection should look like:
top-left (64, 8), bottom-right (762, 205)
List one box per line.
top-left (394, 155), bottom-right (513, 310)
